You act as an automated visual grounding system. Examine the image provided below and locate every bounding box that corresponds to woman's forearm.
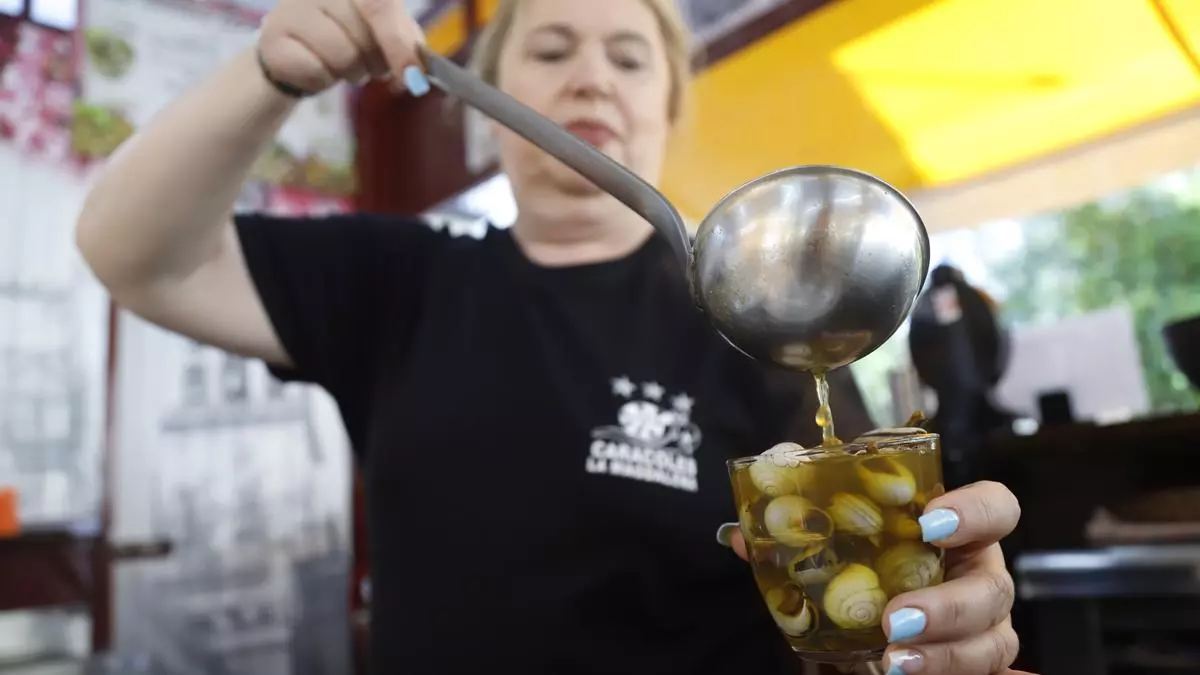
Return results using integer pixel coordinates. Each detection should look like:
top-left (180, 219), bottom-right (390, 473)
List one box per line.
top-left (76, 47), bottom-right (297, 291)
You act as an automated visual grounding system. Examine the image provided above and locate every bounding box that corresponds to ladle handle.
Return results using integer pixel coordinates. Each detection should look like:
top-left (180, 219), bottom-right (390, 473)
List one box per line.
top-left (416, 46), bottom-right (693, 274)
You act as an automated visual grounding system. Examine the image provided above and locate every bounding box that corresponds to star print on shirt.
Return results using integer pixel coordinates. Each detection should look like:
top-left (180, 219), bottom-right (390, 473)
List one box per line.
top-left (672, 394), bottom-right (694, 413)
top-left (589, 375), bottom-right (703, 493)
top-left (611, 376), bottom-right (636, 398)
top-left (642, 382), bottom-right (664, 401)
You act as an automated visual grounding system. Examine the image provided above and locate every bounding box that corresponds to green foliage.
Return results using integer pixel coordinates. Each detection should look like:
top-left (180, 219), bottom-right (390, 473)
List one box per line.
top-left (990, 183), bottom-right (1200, 413)
top-left (851, 168), bottom-right (1200, 423)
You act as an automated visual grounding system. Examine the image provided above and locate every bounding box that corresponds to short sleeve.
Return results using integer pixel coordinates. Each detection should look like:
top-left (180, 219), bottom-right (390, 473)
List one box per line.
top-left (755, 365), bottom-right (878, 448)
top-left (234, 211), bottom-right (438, 402)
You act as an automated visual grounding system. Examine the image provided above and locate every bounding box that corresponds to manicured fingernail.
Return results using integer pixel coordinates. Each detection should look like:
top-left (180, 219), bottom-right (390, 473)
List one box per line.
top-left (715, 522), bottom-right (738, 547)
top-left (887, 608), bottom-right (927, 643)
top-left (402, 65), bottom-right (429, 96)
top-left (886, 649), bottom-right (923, 674)
top-left (919, 508), bottom-right (960, 542)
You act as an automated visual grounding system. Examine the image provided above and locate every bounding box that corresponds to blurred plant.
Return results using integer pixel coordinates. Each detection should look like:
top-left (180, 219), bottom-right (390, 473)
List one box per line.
top-left (989, 176), bottom-right (1200, 413)
top-left (852, 166), bottom-right (1200, 422)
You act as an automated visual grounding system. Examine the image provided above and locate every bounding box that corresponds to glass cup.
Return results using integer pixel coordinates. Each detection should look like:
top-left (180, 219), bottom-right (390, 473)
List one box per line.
top-left (727, 433), bottom-right (945, 665)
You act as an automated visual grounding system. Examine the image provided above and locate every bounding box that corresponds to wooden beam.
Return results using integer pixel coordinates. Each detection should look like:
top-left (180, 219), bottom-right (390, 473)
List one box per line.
top-left (693, 0), bottom-right (838, 70)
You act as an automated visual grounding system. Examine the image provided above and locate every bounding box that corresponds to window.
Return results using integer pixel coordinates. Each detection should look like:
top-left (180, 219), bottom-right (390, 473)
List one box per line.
top-left (679, 0), bottom-right (790, 43)
top-left (0, 0), bottom-right (77, 30)
top-left (30, 0), bottom-right (76, 29)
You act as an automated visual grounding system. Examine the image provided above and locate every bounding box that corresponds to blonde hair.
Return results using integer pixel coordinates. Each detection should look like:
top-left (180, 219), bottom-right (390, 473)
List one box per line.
top-left (467, 0), bottom-right (693, 123)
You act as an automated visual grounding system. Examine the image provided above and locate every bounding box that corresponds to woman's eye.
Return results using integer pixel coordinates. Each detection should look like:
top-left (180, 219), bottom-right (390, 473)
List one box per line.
top-left (612, 55), bottom-right (645, 71)
top-left (609, 45), bottom-right (648, 72)
top-left (532, 49), bottom-right (570, 62)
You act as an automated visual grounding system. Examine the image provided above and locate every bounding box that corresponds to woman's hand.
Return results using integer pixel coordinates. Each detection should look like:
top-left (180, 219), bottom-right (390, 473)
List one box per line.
top-left (723, 480), bottom-right (1033, 675)
top-left (257, 0), bottom-right (428, 95)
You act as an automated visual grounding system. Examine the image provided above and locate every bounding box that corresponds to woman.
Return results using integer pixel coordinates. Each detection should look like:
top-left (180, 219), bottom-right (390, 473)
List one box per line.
top-left (75, 0), bottom-right (1026, 674)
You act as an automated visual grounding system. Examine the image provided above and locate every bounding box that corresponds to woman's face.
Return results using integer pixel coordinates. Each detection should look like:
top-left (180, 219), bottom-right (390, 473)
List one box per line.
top-left (493, 0), bottom-right (673, 198)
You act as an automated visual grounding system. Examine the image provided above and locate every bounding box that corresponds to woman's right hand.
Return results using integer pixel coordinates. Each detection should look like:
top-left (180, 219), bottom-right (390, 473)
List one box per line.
top-left (257, 0), bottom-right (426, 95)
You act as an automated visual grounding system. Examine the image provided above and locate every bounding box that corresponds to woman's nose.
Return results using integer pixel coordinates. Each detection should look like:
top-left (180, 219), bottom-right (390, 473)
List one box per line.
top-left (564, 50), bottom-right (616, 98)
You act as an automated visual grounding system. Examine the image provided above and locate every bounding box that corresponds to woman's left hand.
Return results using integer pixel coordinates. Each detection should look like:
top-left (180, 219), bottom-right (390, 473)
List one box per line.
top-left (724, 480), bottom-right (1031, 675)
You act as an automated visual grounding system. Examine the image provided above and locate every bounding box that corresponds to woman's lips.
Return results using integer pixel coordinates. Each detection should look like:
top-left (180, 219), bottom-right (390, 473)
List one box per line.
top-left (564, 120), bottom-right (618, 147)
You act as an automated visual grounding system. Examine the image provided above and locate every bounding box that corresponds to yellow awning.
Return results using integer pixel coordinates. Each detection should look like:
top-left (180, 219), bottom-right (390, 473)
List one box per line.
top-left (423, 0), bottom-right (1200, 230)
top-left (662, 0), bottom-right (1200, 226)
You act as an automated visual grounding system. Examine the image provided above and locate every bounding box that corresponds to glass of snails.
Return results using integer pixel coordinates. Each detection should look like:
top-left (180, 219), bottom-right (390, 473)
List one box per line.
top-left (727, 430), bottom-right (945, 665)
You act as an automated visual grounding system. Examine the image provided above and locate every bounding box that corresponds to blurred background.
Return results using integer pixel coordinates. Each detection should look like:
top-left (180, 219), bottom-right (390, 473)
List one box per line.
top-left (0, 0), bottom-right (1198, 674)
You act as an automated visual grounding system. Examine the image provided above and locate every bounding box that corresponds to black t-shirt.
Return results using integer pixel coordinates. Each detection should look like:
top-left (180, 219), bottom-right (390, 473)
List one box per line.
top-left (234, 212), bottom-right (875, 675)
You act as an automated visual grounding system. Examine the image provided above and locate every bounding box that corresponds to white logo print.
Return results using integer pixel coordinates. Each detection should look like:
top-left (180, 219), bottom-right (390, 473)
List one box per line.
top-left (585, 376), bottom-right (702, 493)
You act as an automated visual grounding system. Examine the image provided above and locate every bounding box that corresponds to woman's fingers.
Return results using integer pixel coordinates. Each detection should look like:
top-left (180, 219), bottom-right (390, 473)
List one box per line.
top-left (920, 481), bottom-right (1020, 550)
top-left (716, 522), bottom-right (749, 561)
top-left (353, 0), bottom-right (424, 79)
top-left (884, 619), bottom-right (1020, 675)
top-left (284, 8), bottom-right (363, 82)
top-left (882, 568), bottom-right (1015, 644)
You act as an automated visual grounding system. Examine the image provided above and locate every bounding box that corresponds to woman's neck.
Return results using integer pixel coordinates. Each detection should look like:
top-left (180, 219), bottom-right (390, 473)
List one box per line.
top-left (512, 191), bottom-right (654, 267)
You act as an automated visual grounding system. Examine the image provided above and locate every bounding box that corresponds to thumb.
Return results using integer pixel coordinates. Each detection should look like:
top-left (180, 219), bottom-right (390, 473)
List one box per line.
top-left (716, 522), bottom-right (749, 561)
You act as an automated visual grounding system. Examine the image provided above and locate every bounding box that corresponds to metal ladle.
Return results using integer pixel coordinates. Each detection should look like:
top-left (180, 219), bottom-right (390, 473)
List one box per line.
top-left (418, 48), bottom-right (931, 372)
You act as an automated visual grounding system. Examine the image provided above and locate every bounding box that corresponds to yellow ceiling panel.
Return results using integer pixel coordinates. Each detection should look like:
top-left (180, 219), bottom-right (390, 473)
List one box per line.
top-left (423, 3), bottom-right (468, 55)
top-left (664, 1), bottom-right (938, 219)
top-left (832, 0), bottom-right (1199, 183)
top-left (1162, 0), bottom-right (1200, 54)
top-left (661, 0), bottom-right (1200, 222)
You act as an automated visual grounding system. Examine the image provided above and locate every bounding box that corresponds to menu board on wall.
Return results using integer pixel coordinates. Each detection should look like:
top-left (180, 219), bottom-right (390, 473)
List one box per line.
top-left (74, 0), bottom-right (357, 196)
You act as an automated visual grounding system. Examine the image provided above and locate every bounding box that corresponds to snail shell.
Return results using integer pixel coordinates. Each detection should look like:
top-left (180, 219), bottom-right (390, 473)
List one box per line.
top-left (828, 492), bottom-right (883, 539)
top-left (914, 482), bottom-right (947, 511)
top-left (738, 500), bottom-right (765, 540)
top-left (875, 542), bottom-right (943, 598)
top-left (883, 508), bottom-right (922, 541)
top-left (751, 541), bottom-right (797, 569)
top-left (749, 443), bottom-right (813, 497)
top-left (765, 583), bottom-right (818, 636)
top-left (823, 563), bottom-right (888, 630)
top-left (788, 546), bottom-right (847, 586)
top-left (854, 457), bottom-right (918, 507)
top-left (763, 495), bottom-right (834, 552)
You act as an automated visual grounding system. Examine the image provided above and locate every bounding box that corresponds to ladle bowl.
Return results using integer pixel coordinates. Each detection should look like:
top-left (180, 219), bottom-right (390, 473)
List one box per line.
top-left (419, 48), bottom-right (931, 371)
top-left (692, 165), bottom-right (930, 370)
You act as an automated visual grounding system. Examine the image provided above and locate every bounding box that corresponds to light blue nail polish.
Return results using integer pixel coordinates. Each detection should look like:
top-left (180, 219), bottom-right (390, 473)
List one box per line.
top-left (887, 608), bottom-right (927, 643)
top-left (402, 65), bottom-right (429, 97)
top-left (886, 649), bottom-right (923, 674)
top-left (715, 522), bottom-right (738, 547)
top-left (919, 508), bottom-right (960, 542)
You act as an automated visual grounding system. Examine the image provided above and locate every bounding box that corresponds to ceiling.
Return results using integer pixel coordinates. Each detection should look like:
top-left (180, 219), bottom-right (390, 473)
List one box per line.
top-left (661, 0), bottom-right (1200, 226)
top-left (421, 0), bottom-right (1200, 231)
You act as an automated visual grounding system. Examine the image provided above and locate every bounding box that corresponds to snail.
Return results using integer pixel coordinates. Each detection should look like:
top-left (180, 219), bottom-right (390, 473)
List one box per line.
top-left (788, 546), bottom-right (847, 586)
top-left (765, 583), bottom-right (818, 637)
top-left (750, 541), bottom-right (797, 568)
top-left (738, 500), bottom-right (764, 540)
top-left (830, 533), bottom-right (878, 565)
top-left (914, 482), bottom-right (946, 511)
top-left (748, 442), bottom-right (813, 497)
top-left (854, 456), bottom-right (917, 507)
top-left (883, 508), bottom-right (922, 541)
top-left (828, 492), bottom-right (883, 545)
top-left (763, 495), bottom-right (834, 553)
top-left (823, 563), bottom-right (888, 630)
top-left (875, 542), bottom-right (943, 598)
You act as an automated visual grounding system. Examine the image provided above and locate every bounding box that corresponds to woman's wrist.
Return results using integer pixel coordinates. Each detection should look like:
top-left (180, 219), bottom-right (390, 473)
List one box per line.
top-left (230, 47), bottom-right (303, 117)
top-left (254, 46), bottom-right (315, 100)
